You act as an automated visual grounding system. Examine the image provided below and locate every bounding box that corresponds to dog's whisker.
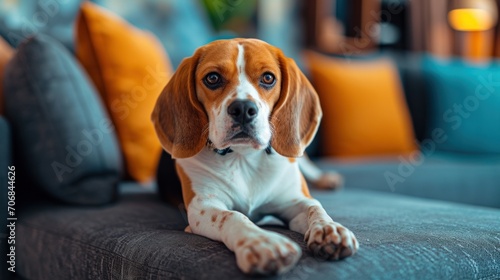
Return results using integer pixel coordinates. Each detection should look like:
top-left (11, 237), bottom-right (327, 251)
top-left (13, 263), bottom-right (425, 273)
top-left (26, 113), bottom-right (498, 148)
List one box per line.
top-left (269, 122), bottom-right (277, 137)
top-left (201, 124), bottom-right (210, 139)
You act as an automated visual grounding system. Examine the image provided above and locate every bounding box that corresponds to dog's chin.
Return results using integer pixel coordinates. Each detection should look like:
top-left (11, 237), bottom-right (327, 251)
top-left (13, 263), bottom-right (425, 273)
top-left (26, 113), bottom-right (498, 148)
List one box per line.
top-left (217, 132), bottom-right (269, 150)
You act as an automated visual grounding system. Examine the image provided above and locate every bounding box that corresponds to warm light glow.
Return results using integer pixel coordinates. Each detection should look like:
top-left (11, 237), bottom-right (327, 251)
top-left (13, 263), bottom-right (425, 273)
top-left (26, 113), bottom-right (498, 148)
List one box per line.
top-left (448, 8), bottom-right (496, 31)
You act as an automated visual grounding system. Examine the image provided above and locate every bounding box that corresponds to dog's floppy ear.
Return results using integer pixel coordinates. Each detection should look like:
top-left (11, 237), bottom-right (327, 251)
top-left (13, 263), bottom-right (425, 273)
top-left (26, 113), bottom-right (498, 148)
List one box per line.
top-left (270, 51), bottom-right (322, 158)
top-left (151, 51), bottom-right (208, 159)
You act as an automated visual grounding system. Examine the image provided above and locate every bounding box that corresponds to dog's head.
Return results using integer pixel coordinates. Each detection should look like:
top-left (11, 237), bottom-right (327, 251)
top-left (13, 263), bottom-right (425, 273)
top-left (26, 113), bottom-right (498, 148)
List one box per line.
top-left (152, 38), bottom-right (322, 159)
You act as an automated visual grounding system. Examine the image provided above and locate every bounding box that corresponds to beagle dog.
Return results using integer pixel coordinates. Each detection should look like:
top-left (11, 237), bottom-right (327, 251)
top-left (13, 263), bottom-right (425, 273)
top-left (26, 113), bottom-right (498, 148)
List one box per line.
top-left (152, 38), bottom-right (358, 274)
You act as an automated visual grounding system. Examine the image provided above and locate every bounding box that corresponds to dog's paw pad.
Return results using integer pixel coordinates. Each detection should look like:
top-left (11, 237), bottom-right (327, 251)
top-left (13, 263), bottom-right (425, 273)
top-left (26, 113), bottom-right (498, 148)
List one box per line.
top-left (235, 233), bottom-right (302, 275)
top-left (305, 221), bottom-right (358, 260)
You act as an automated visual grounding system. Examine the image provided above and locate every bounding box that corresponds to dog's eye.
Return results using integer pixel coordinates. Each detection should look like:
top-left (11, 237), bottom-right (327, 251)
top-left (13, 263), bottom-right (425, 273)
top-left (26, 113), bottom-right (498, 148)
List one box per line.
top-left (204, 72), bottom-right (222, 89)
top-left (260, 73), bottom-right (276, 88)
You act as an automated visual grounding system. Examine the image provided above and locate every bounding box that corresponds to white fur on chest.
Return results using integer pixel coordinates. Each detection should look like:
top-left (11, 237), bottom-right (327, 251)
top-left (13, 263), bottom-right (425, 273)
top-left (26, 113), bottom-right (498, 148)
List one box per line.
top-left (177, 147), bottom-right (302, 220)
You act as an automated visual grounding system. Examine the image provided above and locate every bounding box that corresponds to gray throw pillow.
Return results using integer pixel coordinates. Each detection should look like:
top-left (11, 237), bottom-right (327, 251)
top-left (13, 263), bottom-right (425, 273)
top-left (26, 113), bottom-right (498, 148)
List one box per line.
top-left (3, 34), bottom-right (122, 205)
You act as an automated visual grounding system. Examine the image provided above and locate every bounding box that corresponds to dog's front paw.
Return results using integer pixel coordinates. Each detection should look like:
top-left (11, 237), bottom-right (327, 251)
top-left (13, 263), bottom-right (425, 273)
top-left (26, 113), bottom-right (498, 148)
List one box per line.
top-left (234, 232), bottom-right (302, 275)
top-left (305, 220), bottom-right (358, 260)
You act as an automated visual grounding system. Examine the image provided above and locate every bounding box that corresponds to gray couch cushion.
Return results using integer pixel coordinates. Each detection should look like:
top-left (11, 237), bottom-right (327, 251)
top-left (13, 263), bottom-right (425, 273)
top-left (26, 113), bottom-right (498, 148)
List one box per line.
top-left (317, 152), bottom-right (500, 208)
top-left (3, 34), bottom-right (122, 205)
top-left (16, 189), bottom-right (500, 279)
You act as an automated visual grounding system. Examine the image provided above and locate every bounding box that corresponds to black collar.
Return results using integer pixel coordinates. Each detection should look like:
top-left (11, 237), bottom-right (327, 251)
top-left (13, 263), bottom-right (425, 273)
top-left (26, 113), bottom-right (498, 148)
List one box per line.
top-left (214, 147), bottom-right (233, 156)
top-left (207, 140), bottom-right (272, 156)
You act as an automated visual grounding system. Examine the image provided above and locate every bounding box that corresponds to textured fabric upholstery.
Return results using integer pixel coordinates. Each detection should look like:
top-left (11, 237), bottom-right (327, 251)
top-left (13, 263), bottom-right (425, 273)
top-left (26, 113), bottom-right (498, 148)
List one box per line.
top-left (3, 35), bottom-right (122, 205)
top-left (16, 188), bottom-right (500, 279)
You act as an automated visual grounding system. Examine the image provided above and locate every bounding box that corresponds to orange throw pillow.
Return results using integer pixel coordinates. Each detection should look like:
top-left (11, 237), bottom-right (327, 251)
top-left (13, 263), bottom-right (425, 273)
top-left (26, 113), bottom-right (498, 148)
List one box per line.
top-left (305, 51), bottom-right (417, 157)
top-left (0, 37), bottom-right (14, 115)
top-left (76, 2), bottom-right (173, 182)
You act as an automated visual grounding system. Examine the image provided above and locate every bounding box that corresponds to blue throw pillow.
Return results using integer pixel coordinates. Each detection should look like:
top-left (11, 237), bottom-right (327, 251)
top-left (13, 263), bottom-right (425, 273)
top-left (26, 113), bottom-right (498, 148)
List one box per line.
top-left (3, 35), bottom-right (122, 205)
top-left (423, 56), bottom-right (500, 154)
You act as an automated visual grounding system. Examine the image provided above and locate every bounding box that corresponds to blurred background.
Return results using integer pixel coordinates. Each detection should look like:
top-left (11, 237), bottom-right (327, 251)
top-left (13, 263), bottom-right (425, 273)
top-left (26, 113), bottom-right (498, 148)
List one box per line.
top-left (0, 0), bottom-right (499, 203)
top-left (2, 0), bottom-right (500, 66)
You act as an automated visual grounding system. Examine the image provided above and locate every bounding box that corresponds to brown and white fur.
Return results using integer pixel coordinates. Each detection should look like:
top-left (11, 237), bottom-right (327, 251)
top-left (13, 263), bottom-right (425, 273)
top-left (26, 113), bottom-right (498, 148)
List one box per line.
top-left (152, 38), bottom-right (357, 275)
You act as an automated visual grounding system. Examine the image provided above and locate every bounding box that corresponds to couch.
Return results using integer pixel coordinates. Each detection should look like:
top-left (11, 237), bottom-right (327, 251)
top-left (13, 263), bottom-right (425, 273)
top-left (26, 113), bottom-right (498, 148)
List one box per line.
top-left (1, 138), bottom-right (499, 279)
top-left (1, 1), bottom-right (499, 279)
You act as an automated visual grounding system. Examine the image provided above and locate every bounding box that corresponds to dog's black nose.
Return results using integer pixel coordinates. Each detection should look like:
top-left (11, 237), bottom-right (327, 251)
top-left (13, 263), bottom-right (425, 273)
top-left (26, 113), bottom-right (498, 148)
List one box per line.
top-left (228, 100), bottom-right (258, 124)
